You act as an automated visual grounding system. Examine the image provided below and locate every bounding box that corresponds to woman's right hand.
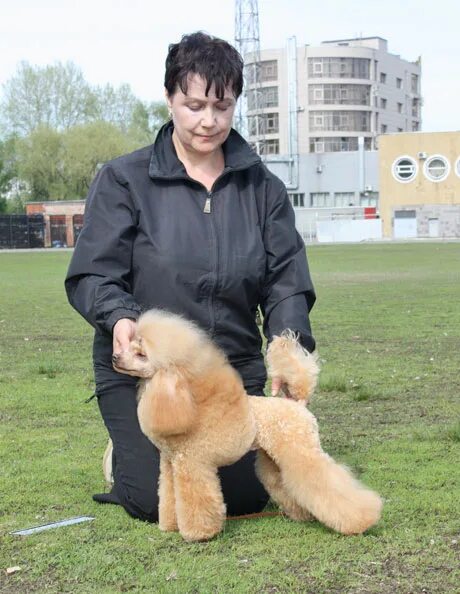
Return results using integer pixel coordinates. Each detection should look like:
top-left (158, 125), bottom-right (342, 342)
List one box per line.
top-left (112, 318), bottom-right (137, 356)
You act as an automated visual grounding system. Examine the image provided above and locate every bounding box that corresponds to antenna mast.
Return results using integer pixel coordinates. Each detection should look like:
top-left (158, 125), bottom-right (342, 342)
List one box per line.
top-left (234, 0), bottom-right (265, 152)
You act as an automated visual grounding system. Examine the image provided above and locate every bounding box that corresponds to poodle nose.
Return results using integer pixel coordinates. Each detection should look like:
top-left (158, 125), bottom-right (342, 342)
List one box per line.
top-left (112, 353), bottom-right (120, 364)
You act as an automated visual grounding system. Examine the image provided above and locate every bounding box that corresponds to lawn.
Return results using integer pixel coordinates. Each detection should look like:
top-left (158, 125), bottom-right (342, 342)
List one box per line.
top-left (0, 243), bottom-right (459, 593)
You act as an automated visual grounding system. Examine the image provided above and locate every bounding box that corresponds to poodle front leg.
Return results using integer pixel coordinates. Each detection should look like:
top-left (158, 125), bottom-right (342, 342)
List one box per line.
top-left (255, 450), bottom-right (313, 522)
top-left (172, 458), bottom-right (226, 542)
top-left (158, 455), bottom-right (178, 532)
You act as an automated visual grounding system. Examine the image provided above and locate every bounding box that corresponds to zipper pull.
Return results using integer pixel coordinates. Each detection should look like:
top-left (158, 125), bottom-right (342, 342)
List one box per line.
top-left (203, 193), bottom-right (212, 213)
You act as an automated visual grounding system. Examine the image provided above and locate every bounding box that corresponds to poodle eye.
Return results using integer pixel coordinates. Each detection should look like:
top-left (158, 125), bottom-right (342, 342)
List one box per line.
top-left (136, 351), bottom-right (147, 360)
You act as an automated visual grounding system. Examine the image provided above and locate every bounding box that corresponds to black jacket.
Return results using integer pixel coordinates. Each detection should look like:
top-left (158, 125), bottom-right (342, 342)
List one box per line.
top-left (65, 122), bottom-right (315, 390)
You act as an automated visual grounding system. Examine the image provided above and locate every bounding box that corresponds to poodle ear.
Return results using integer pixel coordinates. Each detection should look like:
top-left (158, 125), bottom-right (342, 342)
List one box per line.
top-left (139, 370), bottom-right (197, 437)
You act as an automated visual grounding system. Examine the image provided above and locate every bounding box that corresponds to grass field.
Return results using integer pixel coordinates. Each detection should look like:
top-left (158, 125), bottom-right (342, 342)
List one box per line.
top-left (0, 242), bottom-right (459, 593)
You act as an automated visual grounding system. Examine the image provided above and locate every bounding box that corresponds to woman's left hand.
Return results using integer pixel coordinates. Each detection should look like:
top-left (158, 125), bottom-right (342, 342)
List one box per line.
top-left (271, 377), bottom-right (294, 398)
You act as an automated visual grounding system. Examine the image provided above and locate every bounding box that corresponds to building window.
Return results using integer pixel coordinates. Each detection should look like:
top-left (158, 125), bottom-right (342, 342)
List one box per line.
top-left (310, 192), bottom-right (332, 207)
top-left (380, 72), bottom-right (387, 84)
top-left (380, 98), bottom-right (387, 109)
top-left (334, 192), bottom-right (355, 207)
top-left (412, 98), bottom-right (420, 118)
top-left (248, 112), bottom-right (279, 135)
top-left (396, 77), bottom-right (402, 89)
top-left (397, 128), bottom-right (403, 132)
top-left (265, 112), bottom-right (279, 133)
top-left (308, 84), bottom-right (370, 105)
top-left (411, 73), bottom-right (419, 93)
top-left (260, 139), bottom-right (279, 155)
top-left (289, 193), bottom-right (305, 207)
top-left (263, 87), bottom-right (278, 108)
top-left (381, 124), bottom-right (388, 133)
top-left (309, 137), bottom-right (360, 152)
top-left (360, 193), bottom-right (378, 207)
top-left (423, 155), bottom-right (450, 182)
top-left (314, 61), bottom-right (323, 74)
top-left (246, 60), bottom-right (278, 84)
top-left (412, 121), bottom-right (419, 132)
top-left (308, 57), bottom-right (370, 79)
top-left (313, 114), bottom-right (324, 127)
top-left (260, 60), bottom-right (278, 82)
top-left (392, 156), bottom-right (418, 183)
top-left (309, 111), bottom-right (370, 132)
top-left (397, 102), bottom-right (403, 113)
top-left (247, 86), bottom-right (278, 109)
top-left (313, 87), bottom-right (323, 101)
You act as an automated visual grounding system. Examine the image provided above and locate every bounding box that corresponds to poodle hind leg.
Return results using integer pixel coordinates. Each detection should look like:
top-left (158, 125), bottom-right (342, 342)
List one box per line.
top-left (279, 446), bottom-right (382, 535)
top-left (255, 450), bottom-right (313, 522)
top-left (172, 459), bottom-right (226, 542)
top-left (158, 455), bottom-right (178, 532)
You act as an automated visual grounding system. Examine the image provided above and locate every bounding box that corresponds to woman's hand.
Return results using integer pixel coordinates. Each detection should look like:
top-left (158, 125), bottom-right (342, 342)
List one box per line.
top-left (271, 377), bottom-right (294, 398)
top-left (113, 318), bottom-right (137, 355)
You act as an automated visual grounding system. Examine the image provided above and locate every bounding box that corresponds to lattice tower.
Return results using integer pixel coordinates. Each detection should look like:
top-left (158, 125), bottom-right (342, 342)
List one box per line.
top-left (234, 0), bottom-right (265, 152)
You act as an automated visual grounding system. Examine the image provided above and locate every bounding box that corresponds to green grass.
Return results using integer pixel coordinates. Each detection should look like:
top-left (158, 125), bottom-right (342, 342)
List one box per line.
top-left (1, 243), bottom-right (459, 593)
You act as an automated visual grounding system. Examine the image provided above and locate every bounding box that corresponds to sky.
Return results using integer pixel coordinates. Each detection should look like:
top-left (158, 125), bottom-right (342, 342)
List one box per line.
top-left (1, 0), bottom-right (459, 132)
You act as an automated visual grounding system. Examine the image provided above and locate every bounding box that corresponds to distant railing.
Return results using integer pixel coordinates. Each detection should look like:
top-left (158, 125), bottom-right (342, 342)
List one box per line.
top-left (0, 215), bottom-right (46, 249)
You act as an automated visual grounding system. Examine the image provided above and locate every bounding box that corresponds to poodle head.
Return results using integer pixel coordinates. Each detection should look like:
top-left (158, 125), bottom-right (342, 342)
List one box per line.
top-left (112, 309), bottom-right (207, 378)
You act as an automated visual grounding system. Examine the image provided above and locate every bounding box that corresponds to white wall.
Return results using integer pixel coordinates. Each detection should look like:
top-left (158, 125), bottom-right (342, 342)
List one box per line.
top-left (316, 219), bottom-right (383, 242)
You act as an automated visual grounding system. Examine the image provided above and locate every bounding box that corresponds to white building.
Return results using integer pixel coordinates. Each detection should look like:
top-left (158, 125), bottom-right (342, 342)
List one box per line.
top-left (244, 37), bottom-right (422, 217)
top-left (247, 36), bottom-right (422, 156)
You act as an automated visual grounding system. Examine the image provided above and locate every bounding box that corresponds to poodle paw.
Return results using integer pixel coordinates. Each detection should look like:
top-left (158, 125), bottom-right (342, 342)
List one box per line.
top-left (180, 525), bottom-right (222, 542)
top-left (281, 505), bottom-right (314, 522)
top-left (159, 520), bottom-right (179, 532)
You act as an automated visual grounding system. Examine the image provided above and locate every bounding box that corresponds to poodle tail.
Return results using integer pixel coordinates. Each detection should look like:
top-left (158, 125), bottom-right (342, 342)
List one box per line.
top-left (251, 398), bottom-right (382, 535)
top-left (279, 445), bottom-right (382, 534)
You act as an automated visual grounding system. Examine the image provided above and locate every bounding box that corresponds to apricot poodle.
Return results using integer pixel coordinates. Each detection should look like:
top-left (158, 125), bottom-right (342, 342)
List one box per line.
top-left (113, 310), bottom-right (382, 542)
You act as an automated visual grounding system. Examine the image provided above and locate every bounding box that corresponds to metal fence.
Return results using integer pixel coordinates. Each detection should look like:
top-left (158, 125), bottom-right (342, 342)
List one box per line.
top-left (0, 215), bottom-right (46, 249)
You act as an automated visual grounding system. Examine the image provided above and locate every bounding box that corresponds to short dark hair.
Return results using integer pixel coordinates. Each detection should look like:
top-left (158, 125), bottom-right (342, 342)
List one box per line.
top-left (164, 32), bottom-right (244, 100)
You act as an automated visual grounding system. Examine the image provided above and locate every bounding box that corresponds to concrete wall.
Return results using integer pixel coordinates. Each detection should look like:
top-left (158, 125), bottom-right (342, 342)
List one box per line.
top-left (265, 149), bottom-right (379, 204)
top-left (316, 219), bottom-right (382, 242)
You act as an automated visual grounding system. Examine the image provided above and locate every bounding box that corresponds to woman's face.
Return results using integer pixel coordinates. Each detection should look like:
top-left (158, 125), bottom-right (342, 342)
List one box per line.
top-left (166, 74), bottom-right (237, 157)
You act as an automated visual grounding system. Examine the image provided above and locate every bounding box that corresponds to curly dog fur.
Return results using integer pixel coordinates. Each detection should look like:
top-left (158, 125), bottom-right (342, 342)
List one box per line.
top-left (113, 310), bottom-right (382, 542)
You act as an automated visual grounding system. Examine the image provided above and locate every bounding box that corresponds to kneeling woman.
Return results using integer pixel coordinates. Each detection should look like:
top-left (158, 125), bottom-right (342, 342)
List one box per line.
top-left (65, 31), bottom-right (316, 522)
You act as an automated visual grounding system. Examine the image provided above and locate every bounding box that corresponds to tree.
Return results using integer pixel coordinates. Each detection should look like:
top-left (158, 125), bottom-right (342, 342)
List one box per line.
top-left (1, 60), bottom-right (169, 202)
top-left (60, 121), bottom-right (134, 198)
top-left (1, 61), bottom-right (96, 136)
top-left (15, 126), bottom-right (65, 201)
top-left (0, 138), bottom-right (18, 210)
top-left (93, 83), bottom-right (138, 133)
top-left (127, 100), bottom-right (169, 146)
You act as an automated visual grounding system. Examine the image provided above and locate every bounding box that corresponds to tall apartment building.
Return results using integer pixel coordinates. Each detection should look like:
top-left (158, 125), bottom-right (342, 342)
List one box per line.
top-left (246, 37), bottom-right (422, 156)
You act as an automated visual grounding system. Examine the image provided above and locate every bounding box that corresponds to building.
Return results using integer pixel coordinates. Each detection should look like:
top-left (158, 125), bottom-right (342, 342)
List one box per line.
top-left (244, 37), bottom-right (422, 215)
top-left (247, 36), bottom-right (422, 155)
top-left (25, 200), bottom-right (84, 247)
top-left (379, 131), bottom-right (460, 239)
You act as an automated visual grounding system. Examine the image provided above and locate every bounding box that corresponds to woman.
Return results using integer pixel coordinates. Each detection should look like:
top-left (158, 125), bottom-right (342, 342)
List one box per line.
top-left (65, 31), bottom-right (316, 522)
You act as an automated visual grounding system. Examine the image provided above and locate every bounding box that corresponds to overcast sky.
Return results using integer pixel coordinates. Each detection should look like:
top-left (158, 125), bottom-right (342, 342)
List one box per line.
top-left (1, 0), bottom-right (459, 132)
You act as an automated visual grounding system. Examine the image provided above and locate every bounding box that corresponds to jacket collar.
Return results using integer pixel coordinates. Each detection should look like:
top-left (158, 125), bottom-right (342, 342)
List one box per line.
top-left (149, 120), bottom-right (261, 180)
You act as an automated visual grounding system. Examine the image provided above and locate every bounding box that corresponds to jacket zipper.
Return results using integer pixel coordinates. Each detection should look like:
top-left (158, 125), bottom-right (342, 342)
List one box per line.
top-left (152, 167), bottom-right (252, 333)
top-left (203, 193), bottom-right (212, 213)
top-left (206, 190), bottom-right (218, 333)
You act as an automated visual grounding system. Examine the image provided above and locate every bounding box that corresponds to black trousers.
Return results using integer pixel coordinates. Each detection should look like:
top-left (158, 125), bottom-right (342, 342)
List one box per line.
top-left (96, 380), bottom-right (270, 522)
